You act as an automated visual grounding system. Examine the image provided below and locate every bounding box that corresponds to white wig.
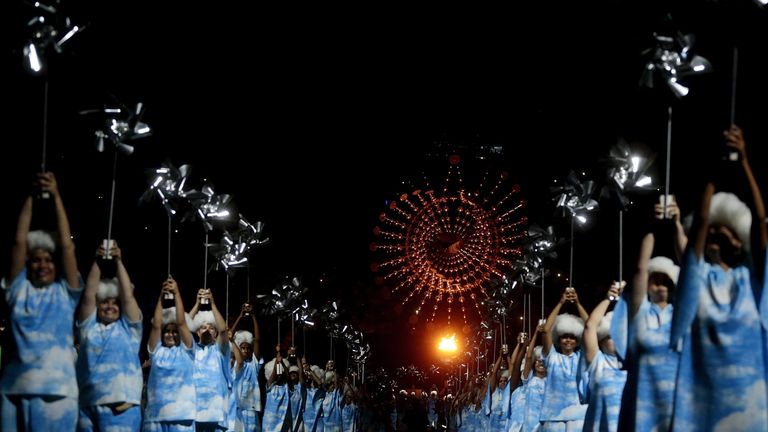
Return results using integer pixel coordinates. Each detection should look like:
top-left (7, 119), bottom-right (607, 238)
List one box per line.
top-left (596, 311), bottom-right (614, 341)
top-left (709, 191), bottom-right (752, 251)
top-left (234, 330), bottom-right (254, 347)
top-left (189, 310), bottom-right (216, 332)
top-left (324, 370), bottom-right (337, 385)
top-left (551, 313), bottom-right (585, 346)
top-left (648, 256), bottom-right (680, 285)
top-left (289, 365), bottom-right (299, 373)
top-left (27, 230), bottom-right (56, 254)
top-left (96, 278), bottom-right (119, 302)
top-left (264, 357), bottom-right (289, 379)
top-left (310, 365), bottom-right (325, 381)
top-left (160, 306), bottom-right (193, 328)
top-left (500, 369), bottom-right (510, 378)
top-left (533, 345), bottom-right (544, 360)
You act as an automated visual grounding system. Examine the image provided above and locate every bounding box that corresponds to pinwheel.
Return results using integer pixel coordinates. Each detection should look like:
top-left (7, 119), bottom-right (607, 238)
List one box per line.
top-left (640, 32), bottom-right (711, 99)
top-left (140, 162), bottom-right (193, 282)
top-left (551, 171), bottom-right (599, 287)
top-left (140, 162), bottom-right (194, 216)
top-left (185, 184), bottom-right (234, 233)
top-left (20, 1), bottom-right (84, 191)
top-left (81, 101), bottom-right (153, 265)
top-left (319, 300), bottom-right (342, 360)
top-left (600, 140), bottom-right (655, 211)
top-left (639, 28), bottom-right (711, 205)
top-left (21, 1), bottom-right (84, 76)
top-left (181, 182), bottom-right (235, 307)
top-left (601, 141), bottom-right (657, 284)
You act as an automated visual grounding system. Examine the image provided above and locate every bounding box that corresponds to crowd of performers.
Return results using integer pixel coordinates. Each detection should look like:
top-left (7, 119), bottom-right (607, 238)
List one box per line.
top-left (1, 125), bottom-right (767, 431)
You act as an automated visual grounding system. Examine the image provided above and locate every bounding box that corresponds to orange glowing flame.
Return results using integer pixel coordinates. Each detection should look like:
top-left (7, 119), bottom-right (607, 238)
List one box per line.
top-left (438, 334), bottom-right (457, 352)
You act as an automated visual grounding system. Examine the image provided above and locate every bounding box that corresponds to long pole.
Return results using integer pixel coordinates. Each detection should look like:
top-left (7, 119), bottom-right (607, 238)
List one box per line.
top-left (727, 46), bottom-right (739, 161)
top-left (41, 80), bottom-right (49, 173)
top-left (665, 106), bottom-right (672, 209)
top-left (203, 232), bottom-right (209, 289)
top-left (569, 217), bottom-right (575, 286)
top-left (540, 268), bottom-right (544, 324)
top-left (619, 211), bottom-right (623, 284)
top-left (39, 79), bottom-right (50, 199)
top-left (731, 46), bottom-right (738, 126)
top-left (106, 150), bottom-right (118, 247)
top-left (167, 215), bottom-right (172, 276)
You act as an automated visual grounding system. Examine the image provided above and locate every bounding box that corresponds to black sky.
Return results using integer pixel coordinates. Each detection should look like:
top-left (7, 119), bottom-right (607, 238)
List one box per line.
top-left (2, 1), bottom-right (768, 373)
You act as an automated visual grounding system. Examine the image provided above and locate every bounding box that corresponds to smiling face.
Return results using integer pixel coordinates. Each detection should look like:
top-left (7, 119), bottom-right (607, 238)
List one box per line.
top-left (97, 297), bottom-right (120, 324)
top-left (534, 358), bottom-right (547, 377)
top-left (558, 334), bottom-right (578, 354)
top-left (28, 249), bottom-right (55, 287)
top-left (162, 323), bottom-right (180, 347)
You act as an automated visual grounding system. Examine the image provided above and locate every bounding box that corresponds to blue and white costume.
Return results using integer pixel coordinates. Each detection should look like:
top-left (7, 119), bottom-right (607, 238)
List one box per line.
top-left (1, 269), bottom-right (82, 431)
top-left (581, 352), bottom-right (626, 432)
top-left (143, 341), bottom-right (196, 430)
top-left (76, 309), bottom-right (143, 431)
top-left (670, 251), bottom-right (768, 431)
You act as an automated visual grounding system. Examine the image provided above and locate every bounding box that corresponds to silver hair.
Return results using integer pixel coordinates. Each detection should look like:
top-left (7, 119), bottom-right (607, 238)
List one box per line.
top-left (27, 230), bottom-right (56, 254)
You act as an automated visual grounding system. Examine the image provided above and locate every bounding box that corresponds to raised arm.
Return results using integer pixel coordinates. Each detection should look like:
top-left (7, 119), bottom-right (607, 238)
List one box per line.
top-left (188, 289), bottom-right (201, 318)
top-left (584, 282), bottom-right (622, 363)
top-left (79, 246), bottom-right (103, 321)
top-left (727, 125), bottom-right (767, 252)
top-left (207, 290), bottom-right (229, 352)
top-left (249, 306), bottom-right (260, 358)
top-left (631, 233), bottom-right (654, 316)
top-left (231, 331), bottom-right (244, 374)
top-left (488, 352), bottom-right (504, 393)
top-left (113, 241), bottom-right (140, 322)
top-left (9, 196), bottom-right (32, 281)
top-left (523, 324), bottom-right (543, 378)
top-left (168, 278), bottom-right (193, 348)
top-left (294, 347), bottom-right (304, 383)
top-left (44, 173), bottom-right (79, 289)
top-left (268, 345), bottom-right (281, 387)
top-left (571, 289), bottom-right (589, 321)
top-left (542, 291), bottom-right (567, 356)
top-left (232, 303), bottom-right (259, 358)
top-left (509, 332), bottom-right (527, 389)
top-left (303, 357), bottom-right (323, 386)
top-left (148, 289), bottom-right (165, 349)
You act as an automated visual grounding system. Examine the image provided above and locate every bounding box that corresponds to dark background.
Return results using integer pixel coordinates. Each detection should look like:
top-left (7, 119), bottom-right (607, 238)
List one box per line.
top-left (2, 1), bottom-right (768, 380)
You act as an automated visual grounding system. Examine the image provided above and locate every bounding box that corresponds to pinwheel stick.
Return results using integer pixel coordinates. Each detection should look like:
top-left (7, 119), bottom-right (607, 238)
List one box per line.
top-left (41, 80), bottom-right (49, 174)
top-left (105, 150), bottom-right (119, 258)
top-left (619, 211), bottom-right (624, 284)
top-left (501, 315), bottom-right (506, 346)
top-left (540, 268), bottom-right (545, 322)
top-left (522, 291), bottom-right (527, 340)
top-left (203, 232), bottom-right (209, 289)
top-left (167, 215), bottom-right (172, 276)
top-left (527, 290), bottom-right (532, 336)
top-left (665, 106), bottom-right (672, 209)
top-left (569, 217), bottom-right (575, 286)
top-left (731, 46), bottom-right (738, 125)
top-left (727, 46), bottom-right (739, 161)
top-left (225, 273), bottom-right (230, 323)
